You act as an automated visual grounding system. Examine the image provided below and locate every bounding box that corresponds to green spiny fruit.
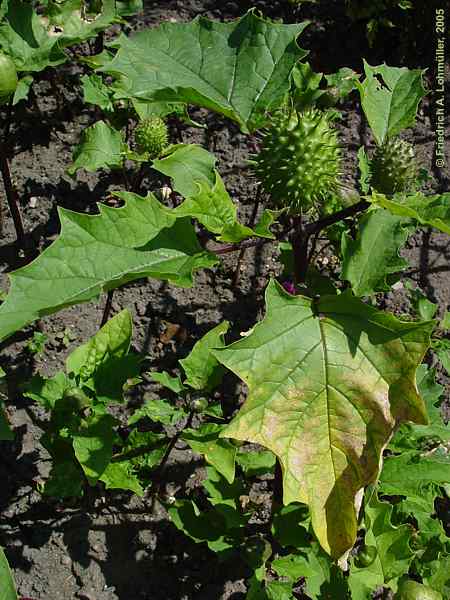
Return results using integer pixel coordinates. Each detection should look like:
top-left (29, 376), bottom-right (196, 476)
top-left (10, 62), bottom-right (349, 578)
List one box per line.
top-left (370, 138), bottom-right (417, 195)
top-left (134, 117), bottom-right (169, 159)
top-left (251, 108), bottom-right (341, 214)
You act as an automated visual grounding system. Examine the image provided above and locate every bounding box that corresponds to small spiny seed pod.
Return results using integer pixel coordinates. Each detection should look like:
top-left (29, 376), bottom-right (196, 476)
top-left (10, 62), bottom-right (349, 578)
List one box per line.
top-left (251, 108), bottom-right (342, 214)
top-left (370, 138), bottom-right (418, 195)
top-left (0, 53), bottom-right (18, 104)
top-left (134, 117), bottom-right (169, 159)
top-left (192, 397), bottom-right (208, 413)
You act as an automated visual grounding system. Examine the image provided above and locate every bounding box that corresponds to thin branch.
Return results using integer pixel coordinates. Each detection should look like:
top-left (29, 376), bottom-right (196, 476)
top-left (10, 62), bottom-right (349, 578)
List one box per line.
top-left (149, 410), bottom-right (195, 509)
top-left (291, 214), bottom-right (309, 285)
top-left (209, 237), bottom-right (268, 255)
top-left (0, 102), bottom-right (27, 251)
top-left (100, 290), bottom-right (114, 327)
top-left (111, 438), bottom-right (168, 463)
top-left (305, 200), bottom-right (369, 236)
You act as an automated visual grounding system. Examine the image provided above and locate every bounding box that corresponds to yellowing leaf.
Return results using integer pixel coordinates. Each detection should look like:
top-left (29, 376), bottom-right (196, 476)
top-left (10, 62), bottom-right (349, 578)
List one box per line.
top-left (213, 280), bottom-right (432, 557)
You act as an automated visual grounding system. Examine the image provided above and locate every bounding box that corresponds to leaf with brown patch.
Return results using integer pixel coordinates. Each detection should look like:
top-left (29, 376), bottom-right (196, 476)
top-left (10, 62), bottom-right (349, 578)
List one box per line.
top-left (213, 280), bottom-right (433, 558)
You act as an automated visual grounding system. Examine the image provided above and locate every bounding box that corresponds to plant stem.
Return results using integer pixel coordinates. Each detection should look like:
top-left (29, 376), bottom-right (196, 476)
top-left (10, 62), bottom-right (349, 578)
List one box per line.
top-left (149, 410), bottom-right (195, 509)
top-left (0, 102), bottom-right (27, 251)
top-left (111, 438), bottom-right (168, 463)
top-left (93, 31), bottom-right (104, 55)
top-left (291, 215), bottom-right (309, 285)
top-left (100, 290), bottom-right (114, 327)
top-left (211, 238), bottom-right (267, 255)
top-left (213, 201), bottom-right (369, 260)
top-left (305, 200), bottom-right (369, 236)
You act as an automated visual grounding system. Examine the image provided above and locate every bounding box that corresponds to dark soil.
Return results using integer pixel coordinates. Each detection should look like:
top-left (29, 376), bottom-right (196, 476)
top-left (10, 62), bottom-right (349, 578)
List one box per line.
top-left (0, 1), bottom-right (449, 598)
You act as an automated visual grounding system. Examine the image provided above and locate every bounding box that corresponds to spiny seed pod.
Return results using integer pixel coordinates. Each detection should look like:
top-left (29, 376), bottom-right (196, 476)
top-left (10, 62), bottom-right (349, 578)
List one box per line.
top-left (370, 138), bottom-right (417, 195)
top-left (251, 108), bottom-right (341, 213)
top-left (0, 53), bottom-right (18, 104)
top-left (134, 117), bottom-right (169, 159)
top-left (192, 397), bottom-right (208, 413)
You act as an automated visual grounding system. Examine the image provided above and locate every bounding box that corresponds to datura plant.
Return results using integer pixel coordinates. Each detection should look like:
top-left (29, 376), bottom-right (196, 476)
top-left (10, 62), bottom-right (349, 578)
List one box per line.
top-left (251, 107), bottom-right (342, 213)
top-left (0, 10), bottom-right (449, 600)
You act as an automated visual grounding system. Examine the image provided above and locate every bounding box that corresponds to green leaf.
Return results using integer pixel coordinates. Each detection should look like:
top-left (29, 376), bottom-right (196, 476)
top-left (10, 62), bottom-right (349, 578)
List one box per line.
top-left (99, 11), bottom-right (309, 132)
top-left (357, 147), bottom-right (371, 194)
top-left (341, 209), bottom-right (412, 296)
top-left (172, 172), bottom-right (237, 233)
top-left (213, 280), bottom-right (432, 557)
top-left (356, 62), bottom-right (427, 145)
top-left (67, 309), bottom-right (132, 376)
top-left (12, 74), bottom-right (33, 105)
top-left (81, 74), bottom-right (115, 112)
top-left (68, 121), bottom-right (124, 175)
top-left (324, 67), bottom-right (359, 100)
top-left (180, 321), bottom-right (229, 391)
top-left (440, 311), bottom-right (450, 331)
top-left (150, 371), bottom-right (186, 394)
top-left (435, 342), bottom-right (450, 376)
top-left (272, 553), bottom-right (318, 580)
top-left (128, 397), bottom-right (186, 426)
top-left (182, 423), bottom-right (236, 483)
top-left (0, 547), bottom-right (18, 600)
top-left (66, 310), bottom-right (141, 402)
top-left (203, 465), bottom-right (246, 508)
top-left (168, 499), bottom-right (231, 548)
top-left (24, 371), bottom-right (70, 410)
top-left (370, 192), bottom-right (450, 235)
top-left (393, 485), bottom-right (445, 541)
top-left (272, 543), bottom-right (335, 599)
top-left (0, 193), bottom-right (217, 342)
top-left (379, 448), bottom-right (450, 500)
top-left (45, 0), bottom-right (120, 47)
top-left (265, 581), bottom-right (293, 600)
top-left (43, 459), bottom-right (85, 498)
top-left (152, 144), bottom-right (216, 197)
top-left (271, 504), bottom-right (310, 549)
top-left (153, 147), bottom-right (279, 240)
top-left (115, 0), bottom-right (143, 17)
top-left (424, 555), bottom-right (450, 598)
top-left (405, 281), bottom-right (438, 321)
top-left (132, 98), bottom-right (185, 120)
top-left (99, 462), bottom-right (144, 495)
top-left (236, 449), bottom-right (276, 477)
top-left (389, 364), bottom-right (448, 453)
top-left (348, 495), bottom-right (414, 598)
top-left (291, 61), bottom-right (325, 108)
top-left (121, 430), bottom-right (168, 469)
top-left (416, 364), bottom-right (445, 428)
top-left (0, 0), bottom-right (66, 72)
top-left (72, 412), bottom-right (117, 484)
top-left (169, 170), bottom-right (279, 241)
